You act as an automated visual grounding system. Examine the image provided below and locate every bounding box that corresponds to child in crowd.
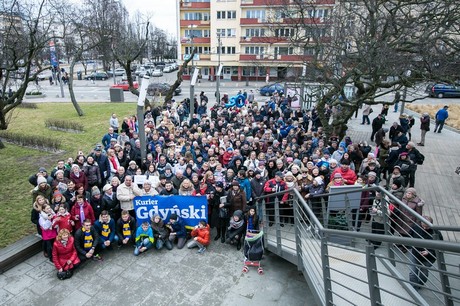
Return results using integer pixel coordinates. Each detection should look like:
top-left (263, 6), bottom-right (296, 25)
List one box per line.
top-left (226, 210), bottom-right (246, 250)
top-left (52, 204), bottom-right (74, 233)
top-left (151, 214), bottom-right (172, 250)
top-left (39, 204), bottom-right (57, 262)
top-left (167, 213), bottom-right (187, 249)
top-left (134, 222), bottom-right (154, 256)
top-left (187, 220), bottom-right (210, 254)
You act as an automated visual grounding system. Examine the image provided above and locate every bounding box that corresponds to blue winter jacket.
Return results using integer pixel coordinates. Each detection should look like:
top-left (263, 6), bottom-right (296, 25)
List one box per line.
top-left (436, 108), bottom-right (449, 121)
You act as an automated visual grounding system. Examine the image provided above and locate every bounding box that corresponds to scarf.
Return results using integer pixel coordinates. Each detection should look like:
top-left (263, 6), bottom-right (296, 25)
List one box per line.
top-left (101, 222), bottom-right (110, 238)
top-left (229, 218), bottom-right (244, 229)
top-left (79, 204), bottom-right (85, 223)
top-left (122, 221), bottom-right (131, 238)
top-left (109, 156), bottom-right (118, 171)
top-left (83, 228), bottom-right (93, 251)
top-left (61, 239), bottom-right (68, 247)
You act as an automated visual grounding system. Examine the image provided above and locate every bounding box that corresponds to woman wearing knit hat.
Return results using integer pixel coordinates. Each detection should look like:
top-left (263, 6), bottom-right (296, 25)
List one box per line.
top-left (394, 188), bottom-right (425, 252)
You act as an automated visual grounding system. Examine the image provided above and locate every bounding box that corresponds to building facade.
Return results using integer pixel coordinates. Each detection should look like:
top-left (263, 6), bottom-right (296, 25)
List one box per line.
top-left (177, 0), bottom-right (335, 81)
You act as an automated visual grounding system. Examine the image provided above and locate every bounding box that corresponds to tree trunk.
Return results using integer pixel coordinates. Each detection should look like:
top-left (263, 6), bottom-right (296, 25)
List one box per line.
top-left (164, 50), bottom-right (195, 103)
top-left (68, 59), bottom-right (84, 116)
top-left (0, 111), bottom-right (7, 130)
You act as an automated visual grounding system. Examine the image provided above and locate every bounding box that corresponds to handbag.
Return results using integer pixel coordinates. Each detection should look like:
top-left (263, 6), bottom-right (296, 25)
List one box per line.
top-left (219, 207), bottom-right (228, 219)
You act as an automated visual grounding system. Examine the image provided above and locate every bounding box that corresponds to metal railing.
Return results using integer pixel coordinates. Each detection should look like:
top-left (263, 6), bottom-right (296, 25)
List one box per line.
top-left (258, 186), bottom-right (460, 306)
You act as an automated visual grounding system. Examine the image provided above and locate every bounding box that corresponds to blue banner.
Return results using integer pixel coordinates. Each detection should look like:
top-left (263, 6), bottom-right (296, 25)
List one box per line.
top-left (134, 195), bottom-right (208, 227)
top-left (49, 41), bottom-right (59, 68)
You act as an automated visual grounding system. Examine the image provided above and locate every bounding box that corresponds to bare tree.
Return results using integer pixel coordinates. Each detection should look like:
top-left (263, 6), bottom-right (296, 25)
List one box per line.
top-left (0, 0), bottom-right (54, 130)
top-left (268, 0), bottom-right (460, 139)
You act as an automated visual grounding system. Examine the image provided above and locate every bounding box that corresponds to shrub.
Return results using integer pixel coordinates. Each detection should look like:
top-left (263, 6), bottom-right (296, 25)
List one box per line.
top-left (45, 119), bottom-right (84, 132)
top-left (0, 131), bottom-right (61, 151)
top-left (18, 102), bottom-right (38, 109)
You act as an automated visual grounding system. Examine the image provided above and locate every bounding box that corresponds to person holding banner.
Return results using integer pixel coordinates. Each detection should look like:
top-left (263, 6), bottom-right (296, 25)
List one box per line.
top-left (116, 175), bottom-right (142, 218)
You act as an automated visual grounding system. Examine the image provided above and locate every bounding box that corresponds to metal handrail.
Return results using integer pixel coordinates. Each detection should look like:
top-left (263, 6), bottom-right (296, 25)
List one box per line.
top-left (261, 187), bottom-right (460, 306)
top-left (258, 187), bottom-right (460, 233)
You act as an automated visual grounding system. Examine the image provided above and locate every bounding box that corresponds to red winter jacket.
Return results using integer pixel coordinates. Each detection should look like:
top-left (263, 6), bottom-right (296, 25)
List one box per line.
top-left (330, 168), bottom-right (357, 185)
top-left (70, 201), bottom-right (95, 229)
top-left (191, 224), bottom-right (211, 246)
top-left (52, 236), bottom-right (80, 271)
top-left (222, 151), bottom-right (233, 167)
top-left (263, 178), bottom-right (289, 202)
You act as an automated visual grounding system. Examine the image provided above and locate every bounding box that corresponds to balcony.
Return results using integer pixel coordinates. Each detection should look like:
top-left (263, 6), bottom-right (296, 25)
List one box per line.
top-left (240, 18), bottom-right (266, 25)
top-left (180, 1), bottom-right (210, 9)
top-left (180, 20), bottom-right (210, 27)
top-left (239, 36), bottom-right (289, 44)
top-left (241, 0), bottom-right (286, 5)
top-left (192, 37), bottom-right (210, 44)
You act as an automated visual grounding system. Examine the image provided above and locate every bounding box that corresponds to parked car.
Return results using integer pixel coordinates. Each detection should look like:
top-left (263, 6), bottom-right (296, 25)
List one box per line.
top-left (425, 83), bottom-right (460, 98)
top-left (259, 83), bottom-right (284, 96)
top-left (151, 68), bottom-right (163, 77)
top-left (84, 72), bottom-right (108, 80)
top-left (110, 81), bottom-right (139, 91)
top-left (163, 65), bottom-right (173, 73)
top-left (135, 65), bottom-right (154, 77)
top-left (147, 83), bottom-right (181, 96)
top-left (107, 68), bottom-right (126, 77)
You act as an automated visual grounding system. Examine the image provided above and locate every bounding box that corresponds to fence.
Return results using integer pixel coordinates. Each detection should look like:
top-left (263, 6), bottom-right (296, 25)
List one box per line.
top-left (258, 187), bottom-right (460, 306)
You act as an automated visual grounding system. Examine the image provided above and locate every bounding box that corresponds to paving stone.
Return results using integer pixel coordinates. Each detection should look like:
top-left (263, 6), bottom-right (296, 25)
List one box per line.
top-left (2, 274), bottom-right (35, 295)
top-left (25, 260), bottom-right (55, 280)
top-left (55, 289), bottom-right (91, 306)
top-left (2, 262), bottom-right (34, 278)
top-left (1, 288), bottom-right (36, 306)
top-left (0, 288), bottom-right (14, 305)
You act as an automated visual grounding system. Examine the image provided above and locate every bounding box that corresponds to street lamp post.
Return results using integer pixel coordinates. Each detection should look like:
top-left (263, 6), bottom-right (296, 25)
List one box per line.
top-left (188, 24), bottom-right (197, 118)
top-left (216, 33), bottom-right (222, 104)
top-left (137, 76), bottom-right (150, 161)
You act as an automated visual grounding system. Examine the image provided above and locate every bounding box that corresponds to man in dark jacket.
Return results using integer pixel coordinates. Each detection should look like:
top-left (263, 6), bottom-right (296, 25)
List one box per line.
top-left (167, 213), bottom-right (187, 249)
top-left (116, 210), bottom-right (136, 247)
top-left (371, 114), bottom-right (386, 142)
top-left (251, 170), bottom-right (267, 221)
top-left (74, 219), bottom-right (101, 261)
top-left (417, 113), bottom-right (430, 146)
top-left (90, 147), bottom-right (110, 187)
top-left (409, 215), bottom-right (443, 289)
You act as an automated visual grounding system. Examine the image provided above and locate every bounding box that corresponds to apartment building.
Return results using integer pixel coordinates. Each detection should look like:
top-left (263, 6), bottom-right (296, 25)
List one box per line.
top-left (177, 0), bottom-right (335, 81)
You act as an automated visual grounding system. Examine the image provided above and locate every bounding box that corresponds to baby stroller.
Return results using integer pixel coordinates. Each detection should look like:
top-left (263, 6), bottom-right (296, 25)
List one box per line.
top-left (242, 229), bottom-right (264, 275)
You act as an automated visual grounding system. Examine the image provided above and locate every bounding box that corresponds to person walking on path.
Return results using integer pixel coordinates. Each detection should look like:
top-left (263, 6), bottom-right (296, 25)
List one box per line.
top-left (361, 105), bottom-right (372, 125)
top-left (371, 113), bottom-right (386, 142)
top-left (433, 105), bottom-right (449, 133)
top-left (417, 113), bottom-right (430, 146)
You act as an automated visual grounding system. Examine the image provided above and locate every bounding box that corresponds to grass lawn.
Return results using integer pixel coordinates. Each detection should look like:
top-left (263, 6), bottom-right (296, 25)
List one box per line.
top-left (0, 102), bottom-right (139, 248)
top-left (406, 104), bottom-right (460, 130)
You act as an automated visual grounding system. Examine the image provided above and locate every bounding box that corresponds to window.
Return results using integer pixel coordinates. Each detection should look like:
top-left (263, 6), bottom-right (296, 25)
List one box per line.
top-left (303, 47), bottom-right (316, 55)
top-left (203, 13), bottom-right (210, 21)
top-left (203, 29), bottom-right (210, 37)
top-left (274, 28), bottom-right (294, 37)
top-left (185, 29), bottom-right (202, 37)
top-left (226, 28), bottom-right (236, 37)
top-left (227, 10), bottom-right (236, 19)
top-left (245, 28), bottom-right (265, 37)
top-left (226, 46), bottom-right (236, 54)
top-left (246, 10), bottom-right (265, 20)
top-left (245, 46), bottom-right (264, 55)
top-left (217, 11), bottom-right (225, 19)
top-left (307, 8), bottom-right (330, 18)
top-left (217, 28), bottom-right (226, 37)
top-left (184, 12), bottom-right (203, 20)
top-left (274, 47), bottom-right (294, 56)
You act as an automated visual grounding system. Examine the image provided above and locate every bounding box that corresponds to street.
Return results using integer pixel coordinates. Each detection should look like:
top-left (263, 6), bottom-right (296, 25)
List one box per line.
top-left (20, 72), bottom-right (460, 106)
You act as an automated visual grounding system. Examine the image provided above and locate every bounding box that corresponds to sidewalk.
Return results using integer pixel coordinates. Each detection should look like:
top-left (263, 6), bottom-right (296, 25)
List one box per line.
top-left (0, 239), bottom-right (314, 306)
top-left (347, 103), bottom-right (460, 241)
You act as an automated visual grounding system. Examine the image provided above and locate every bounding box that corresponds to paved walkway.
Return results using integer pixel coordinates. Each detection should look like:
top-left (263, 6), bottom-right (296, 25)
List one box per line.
top-left (2, 97), bottom-right (459, 305)
top-left (347, 103), bottom-right (460, 241)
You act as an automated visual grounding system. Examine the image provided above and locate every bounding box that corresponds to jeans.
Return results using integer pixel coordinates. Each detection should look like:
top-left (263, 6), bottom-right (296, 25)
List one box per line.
top-left (156, 238), bottom-right (173, 250)
top-left (134, 238), bottom-right (153, 256)
top-left (434, 120), bottom-right (445, 132)
top-left (169, 236), bottom-right (186, 249)
top-left (361, 115), bottom-right (370, 124)
top-left (409, 251), bottom-right (432, 286)
top-left (256, 199), bottom-right (264, 222)
top-left (187, 239), bottom-right (204, 249)
top-left (99, 235), bottom-right (119, 249)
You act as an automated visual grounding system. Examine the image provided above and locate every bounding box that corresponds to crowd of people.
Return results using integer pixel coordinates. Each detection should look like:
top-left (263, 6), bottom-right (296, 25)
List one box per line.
top-left (29, 91), bottom-right (440, 285)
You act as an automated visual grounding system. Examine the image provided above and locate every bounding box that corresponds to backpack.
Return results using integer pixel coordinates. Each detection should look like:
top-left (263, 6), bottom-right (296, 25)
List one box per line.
top-left (416, 152), bottom-right (425, 165)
